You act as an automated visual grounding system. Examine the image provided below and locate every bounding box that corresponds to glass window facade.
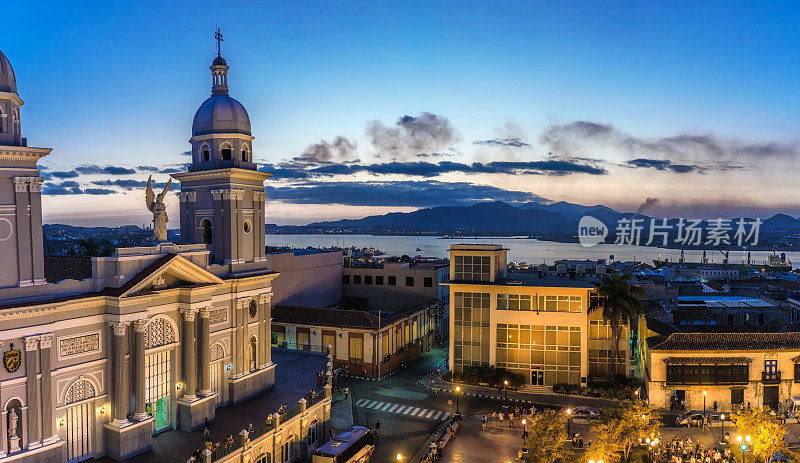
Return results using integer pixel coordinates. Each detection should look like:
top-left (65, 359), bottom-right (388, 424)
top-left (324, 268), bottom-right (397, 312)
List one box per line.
top-left (588, 349), bottom-right (627, 377)
top-left (589, 320), bottom-right (613, 339)
top-left (453, 292), bottom-right (490, 371)
top-left (496, 324), bottom-right (582, 385)
top-left (454, 256), bottom-right (490, 281)
top-left (496, 294), bottom-right (582, 313)
top-left (665, 363), bottom-right (748, 385)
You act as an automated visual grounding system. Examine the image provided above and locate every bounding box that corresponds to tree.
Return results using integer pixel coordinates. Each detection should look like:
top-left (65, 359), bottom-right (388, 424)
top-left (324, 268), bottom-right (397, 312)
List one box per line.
top-left (522, 409), bottom-right (573, 463)
top-left (732, 408), bottom-right (796, 463)
top-left (591, 401), bottom-right (661, 463)
top-left (589, 271), bottom-right (645, 377)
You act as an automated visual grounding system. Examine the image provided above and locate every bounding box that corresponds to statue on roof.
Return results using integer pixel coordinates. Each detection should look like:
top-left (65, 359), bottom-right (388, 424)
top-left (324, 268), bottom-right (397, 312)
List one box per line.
top-left (145, 175), bottom-right (172, 242)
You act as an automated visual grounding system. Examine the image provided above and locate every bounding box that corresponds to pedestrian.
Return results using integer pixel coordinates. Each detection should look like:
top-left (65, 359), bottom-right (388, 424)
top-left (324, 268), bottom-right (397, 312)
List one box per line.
top-left (374, 419), bottom-right (381, 438)
top-left (521, 427), bottom-right (528, 440)
top-left (481, 414), bottom-right (487, 431)
top-left (498, 412), bottom-right (504, 428)
top-left (712, 401), bottom-right (717, 412)
top-left (203, 418), bottom-right (210, 439)
top-left (509, 410), bottom-right (515, 428)
top-left (491, 411), bottom-right (497, 427)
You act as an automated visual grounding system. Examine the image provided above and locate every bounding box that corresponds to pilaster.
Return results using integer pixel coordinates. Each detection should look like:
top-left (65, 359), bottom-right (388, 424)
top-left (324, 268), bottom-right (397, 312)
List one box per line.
top-left (109, 322), bottom-right (130, 426)
top-left (23, 335), bottom-right (40, 448)
top-left (198, 307), bottom-right (212, 396)
top-left (38, 334), bottom-right (54, 442)
top-left (132, 319), bottom-right (149, 420)
top-left (13, 178), bottom-right (32, 286)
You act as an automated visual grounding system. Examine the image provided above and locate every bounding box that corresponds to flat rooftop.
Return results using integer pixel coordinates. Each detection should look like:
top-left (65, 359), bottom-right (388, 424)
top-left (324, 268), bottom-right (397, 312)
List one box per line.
top-left (448, 244), bottom-right (508, 251)
top-left (677, 295), bottom-right (774, 307)
top-left (447, 271), bottom-right (597, 289)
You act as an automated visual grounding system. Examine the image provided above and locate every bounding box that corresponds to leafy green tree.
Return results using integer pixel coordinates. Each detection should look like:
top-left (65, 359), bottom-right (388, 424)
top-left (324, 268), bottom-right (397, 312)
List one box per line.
top-left (590, 401), bottom-right (661, 462)
top-left (732, 408), bottom-right (796, 463)
top-left (522, 409), bottom-right (573, 463)
top-left (589, 271), bottom-right (645, 377)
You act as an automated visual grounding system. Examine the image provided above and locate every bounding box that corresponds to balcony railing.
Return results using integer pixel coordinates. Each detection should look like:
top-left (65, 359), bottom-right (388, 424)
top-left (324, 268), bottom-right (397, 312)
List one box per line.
top-left (762, 371), bottom-right (781, 384)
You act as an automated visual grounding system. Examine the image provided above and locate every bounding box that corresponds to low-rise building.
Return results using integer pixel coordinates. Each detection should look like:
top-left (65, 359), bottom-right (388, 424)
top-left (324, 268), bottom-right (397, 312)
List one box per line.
top-left (646, 331), bottom-right (800, 412)
top-left (445, 244), bottom-right (628, 387)
top-left (270, 299), bottom-right (439, 378)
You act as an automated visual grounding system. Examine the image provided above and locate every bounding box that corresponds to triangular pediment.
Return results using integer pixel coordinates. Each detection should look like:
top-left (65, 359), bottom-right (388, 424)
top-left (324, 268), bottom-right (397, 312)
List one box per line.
top-left (119, 254), bottom-right (224, 297)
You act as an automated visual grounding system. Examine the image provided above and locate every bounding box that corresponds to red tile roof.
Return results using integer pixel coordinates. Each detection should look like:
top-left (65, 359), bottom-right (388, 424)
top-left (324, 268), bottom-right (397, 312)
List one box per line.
top-left (44, 255), bottom-right (92, 283)
top-left (648, 332), bottom-right (800, 351)
top-left (273, 305), bottom-right (380, 330)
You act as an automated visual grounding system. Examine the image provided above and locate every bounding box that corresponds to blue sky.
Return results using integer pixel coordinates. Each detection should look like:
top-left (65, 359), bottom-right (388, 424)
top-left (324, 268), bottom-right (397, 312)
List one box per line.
top-left (6, 1), bottom-right (800, 225)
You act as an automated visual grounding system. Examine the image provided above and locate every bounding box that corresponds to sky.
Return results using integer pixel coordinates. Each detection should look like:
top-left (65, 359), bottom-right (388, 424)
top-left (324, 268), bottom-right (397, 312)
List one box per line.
top-left (6, 1), bottom-right (800, 226)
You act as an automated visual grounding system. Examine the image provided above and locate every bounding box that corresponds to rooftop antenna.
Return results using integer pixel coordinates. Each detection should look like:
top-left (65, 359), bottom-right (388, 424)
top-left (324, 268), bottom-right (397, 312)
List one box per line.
top-left (214, 27), bottom-right (224, 56)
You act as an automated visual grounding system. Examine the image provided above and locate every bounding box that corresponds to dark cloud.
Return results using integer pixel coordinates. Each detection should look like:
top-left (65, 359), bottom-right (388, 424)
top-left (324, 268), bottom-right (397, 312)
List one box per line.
top-left (540, 120), bottom-right (800, 164)
top-left (295, 136), bottom-right (358, 163)
top-left (627, 158), bottom-right (702, 174)
top-left (91, 179), bottom-right (169, 191)
top-left (259, 165), bottom-right (311, 180)
top-left (366, 112), bottom-right (459, 158)
top-left (473, 138), bottom-right (531, 148)
top-left (268, 160), bottom-right (606, 179)
top-left (137, 165), bottom-right (159, 171)
top-left (180, 150), bottom-right (192, 156)
top-left (75, 165), bottom-right (137, 175)
top-left (636, 197), bottom-right (661, 214)
top-left (42, 181), bottom-right (117, 196)
top-left (266, 180), bottom-right (546, 207)
top-left (48, 170), bottom-right (80, 179)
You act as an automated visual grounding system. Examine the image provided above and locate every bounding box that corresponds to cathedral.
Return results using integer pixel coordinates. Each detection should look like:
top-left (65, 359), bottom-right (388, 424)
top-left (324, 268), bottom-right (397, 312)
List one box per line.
top-left (0, 42), bottom-right (310, 462)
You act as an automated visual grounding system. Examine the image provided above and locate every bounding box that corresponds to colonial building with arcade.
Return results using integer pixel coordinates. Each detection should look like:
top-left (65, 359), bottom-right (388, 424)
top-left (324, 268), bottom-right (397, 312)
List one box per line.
top-left (0, 44), bottom-right (337, 463)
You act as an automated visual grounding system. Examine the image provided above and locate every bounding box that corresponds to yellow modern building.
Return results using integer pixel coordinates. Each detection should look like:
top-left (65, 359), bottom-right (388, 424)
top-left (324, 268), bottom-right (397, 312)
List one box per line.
top-left (444, 244), bottom-right (628, 386)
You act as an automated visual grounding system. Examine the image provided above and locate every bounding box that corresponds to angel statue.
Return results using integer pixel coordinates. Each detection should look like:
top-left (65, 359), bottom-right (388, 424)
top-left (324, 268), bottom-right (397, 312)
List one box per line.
top-left (145, 175), bottom-right (172, 243)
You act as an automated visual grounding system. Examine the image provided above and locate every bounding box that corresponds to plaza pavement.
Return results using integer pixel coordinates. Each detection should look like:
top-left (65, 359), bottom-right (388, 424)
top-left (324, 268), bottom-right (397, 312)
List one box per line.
top-left (94, 348), bottom-right (329, 462)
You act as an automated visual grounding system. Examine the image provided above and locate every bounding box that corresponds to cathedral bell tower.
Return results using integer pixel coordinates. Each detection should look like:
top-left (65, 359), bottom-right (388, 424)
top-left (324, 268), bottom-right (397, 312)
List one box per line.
top-left (0, 50), bottom-right (49, 287)
top-left (172, 31), bottom-right (272, 266)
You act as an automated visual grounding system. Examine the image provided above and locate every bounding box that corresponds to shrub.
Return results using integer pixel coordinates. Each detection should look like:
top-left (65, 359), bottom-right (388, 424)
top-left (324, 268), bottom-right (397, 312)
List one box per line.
top-left (553, 377), bottom-right (644, 399)
top-left (450, 366), bottom-right (525, 389)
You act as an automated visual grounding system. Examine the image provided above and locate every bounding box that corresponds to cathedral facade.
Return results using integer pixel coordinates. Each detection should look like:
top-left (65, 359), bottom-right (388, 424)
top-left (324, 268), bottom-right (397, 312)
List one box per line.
top-left (0, 46), bottom-right (289, 462)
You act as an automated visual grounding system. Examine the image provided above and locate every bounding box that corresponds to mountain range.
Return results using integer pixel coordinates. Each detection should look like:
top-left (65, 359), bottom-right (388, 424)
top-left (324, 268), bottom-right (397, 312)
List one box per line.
top-left (304, 201), bottom-right (800, 239)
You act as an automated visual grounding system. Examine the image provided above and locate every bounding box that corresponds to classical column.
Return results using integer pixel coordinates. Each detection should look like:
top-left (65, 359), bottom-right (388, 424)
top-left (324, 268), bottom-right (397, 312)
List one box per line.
top-left (109, 322), bottom-right (130, 425)
top-left (233, 298), bottom-right (246, 376)
top-left (233, 190), bottom-right (244, 263)
top-left (28, 178), bottom-right (45, 285)
top-left (13, 178), bottom-right (32, 286)
top-left (221, 190), bottom-right (234, 264)
top-left (181, 309), bottom-right (198, 400)
top-left (198, 307), bottom-right (212, 396)
top-left (186, 192), bottom-right (197, 244)
top-left (258, 191), bottom-right (267, 260)
top-left (259, 294), bottom-right (271, 367)
top-left (211, 190), bottom-right (224, 264)
top-left (39, 334), bottom-right (53, 441)
top-left (23, 335), bottom-right (39, 447)
top-left (132, 319), bottom-right (149, 419)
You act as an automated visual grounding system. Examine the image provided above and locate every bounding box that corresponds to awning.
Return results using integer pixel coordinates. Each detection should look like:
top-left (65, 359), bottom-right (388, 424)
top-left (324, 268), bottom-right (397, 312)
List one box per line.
top-left (663, 356), bottom-right (752, 365)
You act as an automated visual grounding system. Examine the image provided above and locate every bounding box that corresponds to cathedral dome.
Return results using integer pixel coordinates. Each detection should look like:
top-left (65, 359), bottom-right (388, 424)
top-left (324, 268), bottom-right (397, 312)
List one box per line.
top-left (192, 94), bottom-right (251, 136)
top-left (0, 50), bottom-right (18, 94)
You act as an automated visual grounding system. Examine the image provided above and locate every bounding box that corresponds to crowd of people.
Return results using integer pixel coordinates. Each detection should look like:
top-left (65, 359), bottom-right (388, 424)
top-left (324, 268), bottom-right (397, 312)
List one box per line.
top-left (650, 434), bottom-right (737, 463)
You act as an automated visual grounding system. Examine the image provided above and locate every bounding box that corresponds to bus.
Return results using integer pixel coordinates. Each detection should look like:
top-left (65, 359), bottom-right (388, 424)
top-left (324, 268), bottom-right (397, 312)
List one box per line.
top-left (312, 426), bottom-right (375, 463)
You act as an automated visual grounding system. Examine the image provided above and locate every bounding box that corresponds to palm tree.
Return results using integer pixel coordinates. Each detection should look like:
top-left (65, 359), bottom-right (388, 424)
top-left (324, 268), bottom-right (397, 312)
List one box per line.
top-left (589, 271), bottom-right (645, 378)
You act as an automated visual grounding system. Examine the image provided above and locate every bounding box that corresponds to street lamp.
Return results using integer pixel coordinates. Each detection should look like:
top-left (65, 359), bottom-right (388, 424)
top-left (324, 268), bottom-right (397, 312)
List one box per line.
top-left (703, 390), bottom-right (707, 416)
top-left (396, 452), bottom-right (403, 461)
top-left (504, 379), bottom-right (509, 402)
top-left (566, 408), bottom-right (573, 437)
top-left (455, 386), bottom-right (461, 415)
top-left (720, 414), bottom-right (725, 444)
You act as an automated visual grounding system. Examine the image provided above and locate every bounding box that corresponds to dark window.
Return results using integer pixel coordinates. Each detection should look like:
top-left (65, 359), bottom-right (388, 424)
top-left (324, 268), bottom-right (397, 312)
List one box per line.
top-left (406, 277), bottom-right (414, 287)
top-left (727, 313), bottom-right (735, 325)
top-left (731, 388), bottom-right (744, 405)
top-left (221, 147), bottom-right (232, 160)
top-left (200, 219), bottom-right (212, 245)
top-left (241, 149), bottom-right (248, 161)
top-left (388, 276), bottom-right (396, 286)
top-left (794, 363), bottom-right (800, 382)
top-left (758, 313), bottom-right (765, 325)
top-left (202, 148), bottom-right (210, 162)
top-left (365, 275), bottom-right (373, 285)
top-left (342, 275), bottom-right (350, 284)
top-left (353, 275), bottom-right (361, 284)
top-left (424, 277), bottom-right (433, 288)
top-left (376, 276), bottom-right (384, 285)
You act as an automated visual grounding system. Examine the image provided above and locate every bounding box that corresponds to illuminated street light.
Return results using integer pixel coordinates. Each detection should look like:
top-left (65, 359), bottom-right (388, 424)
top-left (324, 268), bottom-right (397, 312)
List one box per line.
top-left (396, 452), bottom-right (403, 461)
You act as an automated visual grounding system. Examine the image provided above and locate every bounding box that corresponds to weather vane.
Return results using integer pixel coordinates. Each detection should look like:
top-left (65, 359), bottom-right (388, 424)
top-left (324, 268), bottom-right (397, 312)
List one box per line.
top-left (214, 28), bottom-right (223, 56)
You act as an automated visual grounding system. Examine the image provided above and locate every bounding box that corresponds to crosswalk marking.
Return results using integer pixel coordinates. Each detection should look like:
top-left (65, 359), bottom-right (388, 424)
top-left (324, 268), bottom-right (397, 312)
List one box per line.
top-left (355, 400), bottom-right (447, 420)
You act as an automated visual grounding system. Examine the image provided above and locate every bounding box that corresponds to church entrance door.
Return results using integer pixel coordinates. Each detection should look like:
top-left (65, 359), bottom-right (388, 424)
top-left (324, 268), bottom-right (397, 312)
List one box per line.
top-left (146, 350), bottom-right (172, 432)
top-left (66, 401), bottom-right (93, 462)
top-left (210, 360), bottom-right (224, 407)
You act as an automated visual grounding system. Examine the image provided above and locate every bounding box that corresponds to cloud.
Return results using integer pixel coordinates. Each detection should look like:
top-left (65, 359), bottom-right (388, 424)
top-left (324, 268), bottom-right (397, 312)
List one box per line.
top-left (266, 159), bottom-right (606, 179)
top-left (626, 158), bottom-right (702, 174)
top-left (295, 136), bottom-right (358, 163)
top-left (266, 180), bottom-right (546, 207)
top-left (473, 138), bottom-right (531, 148)
top-left (42, 181), bottom-right (117, 196)
top-left (48, 170), bottom-right (80, 179)
top-left (540, 120), bottom-right (800, 164)
top-left (366, 112), bottom-right (459, 158)
top-left (74, 165), bottom-right (137, 175)
top-left (636, 197), bottom-right (661, 214)
top-left (91, 179), bottom-right (168, 191)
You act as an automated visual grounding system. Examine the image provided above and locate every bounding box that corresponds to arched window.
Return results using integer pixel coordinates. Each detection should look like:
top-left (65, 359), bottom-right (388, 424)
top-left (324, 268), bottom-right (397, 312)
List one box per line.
top-left (64, 379), bottom-right (96, 405)
top-left (200, 144), bottom-right (210, 163)
top-left (144, 317), bottom-right (177, 349)
top-left (241, 143), bottom-right (250, 162)
top-left (0, 106), bottom-right (6, 133)
top-left (200, 219), bottom-right (213, 245)
top-left (11, 107), bottom-right (20, 135)
top-left (220, 142), bottom-right (232, 161)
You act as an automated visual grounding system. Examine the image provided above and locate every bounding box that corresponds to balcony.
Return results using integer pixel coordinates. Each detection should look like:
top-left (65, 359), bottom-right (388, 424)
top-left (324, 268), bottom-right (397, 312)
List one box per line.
top-left (762, 371), bottom-right (781, 384)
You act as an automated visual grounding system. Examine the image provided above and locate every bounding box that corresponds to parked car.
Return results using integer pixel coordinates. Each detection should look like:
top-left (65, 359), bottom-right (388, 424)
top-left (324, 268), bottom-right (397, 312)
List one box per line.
top-left (571, 406), bottom-right (600, 420)
top-left (675, 411), bottom-right (720, 427)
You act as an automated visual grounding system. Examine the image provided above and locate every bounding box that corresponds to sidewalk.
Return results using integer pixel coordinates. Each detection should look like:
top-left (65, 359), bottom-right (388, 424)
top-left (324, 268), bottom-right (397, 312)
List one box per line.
top-left (439, 415), bottom-right (524, 463)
